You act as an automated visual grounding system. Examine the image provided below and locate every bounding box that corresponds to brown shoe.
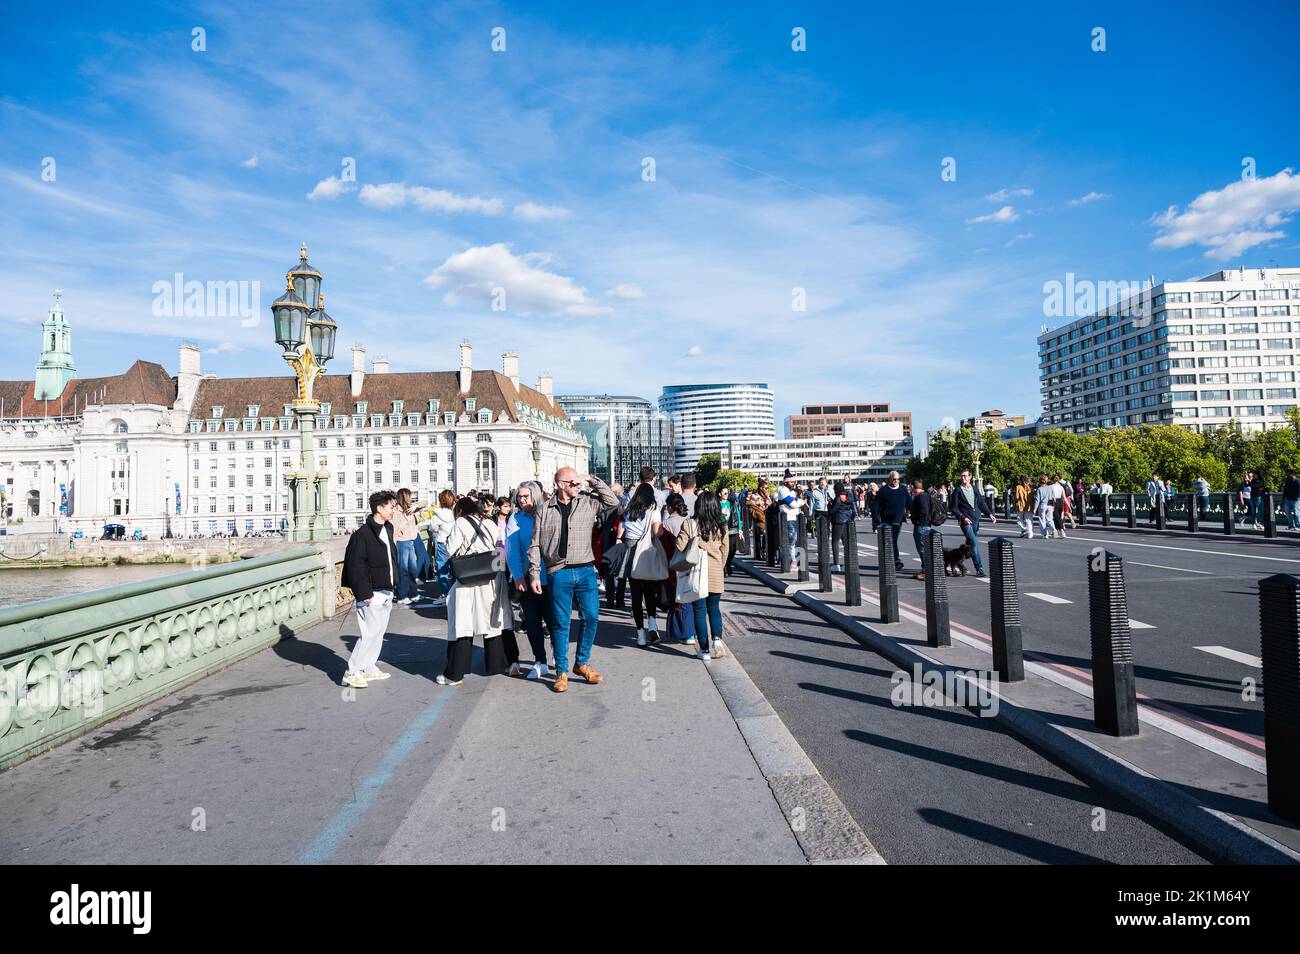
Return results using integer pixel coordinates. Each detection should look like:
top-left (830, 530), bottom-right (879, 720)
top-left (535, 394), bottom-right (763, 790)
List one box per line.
top-left (552, 672), bottom-right (568, 693)
top-left (574, 663), bottom-right (604, 685)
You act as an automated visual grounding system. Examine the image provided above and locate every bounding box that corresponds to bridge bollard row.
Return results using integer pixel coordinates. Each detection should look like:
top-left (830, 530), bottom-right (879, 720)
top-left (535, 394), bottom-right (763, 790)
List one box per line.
top-left (1087, 549), bottom-right (1139, 737)
top-left (1258, 574), bottom-right (1300, 823)
top-left (988, 537), bottom-right (1024, 682)
top-left (843, 519), bottom-right (861, 606)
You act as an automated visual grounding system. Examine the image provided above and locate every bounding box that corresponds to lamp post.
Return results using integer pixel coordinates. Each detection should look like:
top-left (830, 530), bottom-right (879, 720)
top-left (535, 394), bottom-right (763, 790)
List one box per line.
top-left (531, 435), bottom-right (541, 478)
top-left (272, 242), bottom-right (337, 542)
top-left (968, 430), bottom-right (985, 489)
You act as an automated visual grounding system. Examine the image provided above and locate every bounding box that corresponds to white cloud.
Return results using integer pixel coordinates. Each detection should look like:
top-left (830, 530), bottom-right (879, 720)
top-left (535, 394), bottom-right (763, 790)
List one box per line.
top-left (358, 182), bottom-right (503, 215)
top-left (307, 176), bottom-right (354, 201)
top-left (966, 205), bottom-right (1019, 225)
top-left (1005, 232), bottom-right (1033, 248)
top-left (985, 187), bottom-right (1032, 202)
top-left (241, 155), bottom-right (259, 169)
top-left (206, 341), bottom-right (239, 355)
top-left (424, 243), bottom-right (613, 316)
top-left (686, 345), bottom-right (702, 357)
top-left (1151, 169), bottom-right (1300, 259)
top-left (605, 283), bottom-right (644, 300)
top-left (1067, 191), bottom-right (1110, 206)
top-left (513, 201), bottom-right (571, 222)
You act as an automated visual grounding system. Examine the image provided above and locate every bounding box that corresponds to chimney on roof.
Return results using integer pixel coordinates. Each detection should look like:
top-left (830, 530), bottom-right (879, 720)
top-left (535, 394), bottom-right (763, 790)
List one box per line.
top-left (176, 342), bottom-right (202, 414)
top-left (538, 371), bottom-right (553, 408)
top-left (351, 343), bottom-right (365, 398)
top-left (502, 351), bottom-right (519, 390)
top-left (372, 356), bottom-right (390, 374)
top-left (459, 339), bottom-right (473, 393)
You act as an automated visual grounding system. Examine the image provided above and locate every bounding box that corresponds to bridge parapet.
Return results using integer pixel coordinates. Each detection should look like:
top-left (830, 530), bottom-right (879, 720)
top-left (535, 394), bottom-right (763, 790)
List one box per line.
top-left (0, 546), bottom-right (338, 770)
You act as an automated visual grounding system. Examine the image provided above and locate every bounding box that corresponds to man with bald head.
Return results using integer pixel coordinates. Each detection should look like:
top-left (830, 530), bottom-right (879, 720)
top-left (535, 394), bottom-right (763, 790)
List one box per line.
top-left (528, 466), bottom-right (621, 693)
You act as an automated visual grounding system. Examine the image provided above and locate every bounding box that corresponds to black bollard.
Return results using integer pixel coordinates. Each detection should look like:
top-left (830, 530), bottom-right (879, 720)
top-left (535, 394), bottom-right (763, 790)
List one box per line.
top-left (922, 529), bottom-right (949, 647)
top-left (877, 524), bottom-right (899, 623)
top-left (1101, 494), bottom-right (1111, 527)
top-left (816, 513), bottom-right (831, 592)
top-left (1126, 493), bottom-right (1136, 529)
top-left (1264, 492), bottom-right (1278, 539)
top-left (1086, 550), bottom-right (1139, 736)
top-left (843, 521), bottom-right (861, 606)
top-left (796, 513), bottom-right (810, 582)
top-left (988, 537), bottom-right (1024, 682)
top-left (1155, 493), bottom-right (1167, 531)
top-left (1187, 492), bottom-right (1199, 533)
top-left (1224, 492), bottom-right (1235, 536)
top-left (774, 514), bottom-right (785, 574)
top-left (1258, 574), bottom-right (1300, 822)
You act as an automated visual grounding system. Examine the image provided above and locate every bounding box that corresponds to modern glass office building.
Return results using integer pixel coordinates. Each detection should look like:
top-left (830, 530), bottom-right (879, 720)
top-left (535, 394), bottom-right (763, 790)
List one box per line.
top-left (555, 394), bottom-right (674, 486)
top-left (1039, 267), bottom-right (1300, 434)
top-left (658, 383), bottom-right (775, 473)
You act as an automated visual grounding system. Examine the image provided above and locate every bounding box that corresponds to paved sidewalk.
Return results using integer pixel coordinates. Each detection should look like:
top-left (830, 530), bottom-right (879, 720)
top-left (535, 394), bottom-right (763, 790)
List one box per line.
top-left (0, 588), bottom-right (835, 864)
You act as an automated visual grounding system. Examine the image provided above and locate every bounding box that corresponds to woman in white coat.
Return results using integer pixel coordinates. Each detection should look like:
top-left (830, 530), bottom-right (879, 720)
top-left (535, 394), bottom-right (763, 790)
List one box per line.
top-left (437, 496), bottom-right (510, 686)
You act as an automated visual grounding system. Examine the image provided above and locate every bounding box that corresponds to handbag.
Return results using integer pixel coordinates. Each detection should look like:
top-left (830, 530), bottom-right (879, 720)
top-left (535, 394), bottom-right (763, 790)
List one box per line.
top-left (676, 544), bottom-right (708, 603)
top-left (448, 517), bottom-right (499, 585)
top-left (628, 514), bottom-right (669, 581)
top-left (670, 519), bottom-right (701, 572)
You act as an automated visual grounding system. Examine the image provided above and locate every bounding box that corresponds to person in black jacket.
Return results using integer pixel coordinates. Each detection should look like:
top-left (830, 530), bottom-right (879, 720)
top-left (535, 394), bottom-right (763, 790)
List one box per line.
top-left (949, 468), bottom-right (995, 577)
top-left (1284, 470), bottom-right (1300, 531)
top-left (340, 490), bottom-right (400, 688)
top-left (827, 483), bottom-right (857, 572)
top-left (875, 471), bottom-right (910, 571)
top-left (908, 480), bottom-right (932, 580)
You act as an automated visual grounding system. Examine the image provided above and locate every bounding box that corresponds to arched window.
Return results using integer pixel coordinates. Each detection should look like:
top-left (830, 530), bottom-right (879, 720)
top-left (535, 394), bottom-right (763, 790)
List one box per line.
top-left (110, 419), bottom-right (128, 434)
top-left (475, 449), bottom-right (497, 495)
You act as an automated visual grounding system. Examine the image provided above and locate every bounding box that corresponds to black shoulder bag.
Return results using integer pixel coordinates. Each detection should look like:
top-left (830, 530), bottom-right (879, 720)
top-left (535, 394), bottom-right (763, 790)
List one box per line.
top-left (448, 517), bottom-right (500, 585)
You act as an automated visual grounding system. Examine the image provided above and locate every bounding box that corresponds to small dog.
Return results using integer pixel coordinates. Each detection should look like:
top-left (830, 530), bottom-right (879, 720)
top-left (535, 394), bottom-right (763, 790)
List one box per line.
top-left (943, 542), bottom-right (973, 576)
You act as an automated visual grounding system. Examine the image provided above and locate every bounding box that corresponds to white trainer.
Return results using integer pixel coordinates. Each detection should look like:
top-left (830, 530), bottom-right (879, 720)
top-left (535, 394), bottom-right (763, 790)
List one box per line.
top-left (711, 638), bottom-right (726, 658)
top-left (342, 672), bottom-right (369, 689)
top-left (636, 629), bottom-right (647, 647)
top-left (362, 668), bottom-right (391, 681)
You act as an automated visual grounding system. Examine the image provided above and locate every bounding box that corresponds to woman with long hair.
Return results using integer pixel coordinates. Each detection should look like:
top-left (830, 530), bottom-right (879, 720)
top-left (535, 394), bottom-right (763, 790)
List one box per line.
top-left (429, 489), bottom-right (456, 607)
top-left (437, 496), bottom-right (510, 686)
top-left (676, 489), bottom-right (728, 660)
top-left (492, 495), bottom-right (523, 675)
top-left (659, 492), bottom-right (695, 645)
top-left (618, 482), bottom-right (665, 647)
top-left (719, 485), bottom-right (742, 576)
top-left (392, 488), bottom-right (423, 604)
top-left (505, 481), bottom-right (550, 680)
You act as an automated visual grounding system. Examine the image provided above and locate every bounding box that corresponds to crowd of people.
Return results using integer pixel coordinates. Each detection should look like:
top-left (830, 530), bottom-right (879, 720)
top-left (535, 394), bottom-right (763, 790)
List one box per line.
top-left (338, 466), bottom-right (740, 694)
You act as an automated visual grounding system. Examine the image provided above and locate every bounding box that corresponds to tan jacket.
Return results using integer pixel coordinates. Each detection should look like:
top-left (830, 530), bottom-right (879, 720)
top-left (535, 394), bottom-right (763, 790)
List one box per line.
top-left (392, 507), bottom-right (421, 542)
top-left (676, 518), bottom-right (726, 595)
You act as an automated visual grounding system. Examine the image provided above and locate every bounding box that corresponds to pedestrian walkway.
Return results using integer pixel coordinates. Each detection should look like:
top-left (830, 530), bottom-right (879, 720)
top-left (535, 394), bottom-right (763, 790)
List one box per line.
top-left (0, 591), bottom-right (869, 864)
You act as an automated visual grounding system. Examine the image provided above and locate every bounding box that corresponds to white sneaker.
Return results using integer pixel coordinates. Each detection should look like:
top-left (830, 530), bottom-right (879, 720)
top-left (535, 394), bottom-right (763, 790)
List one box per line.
top-left (362, 667), bottom-right (391, 681)
top-left (507, 662), bottom-right (523, 678)
top-left (342, 672), bottom-right (369, 689)
top-left (435, 674), bottom-right (462, 686)
top-left (683, 636), bottom-right (697, 646)
top-left (712, 638), bottom-right (726, 658)
top-left (526, 662), bottom-right (547, 681)
top-left (636, 629), bottom-right (647, 647)
top-left (1255, 523), bottom-right (1263, 530)
top-left (698, 651), bottom-right (712, 661)
top-left (430, 596), bottom-right (446, 607)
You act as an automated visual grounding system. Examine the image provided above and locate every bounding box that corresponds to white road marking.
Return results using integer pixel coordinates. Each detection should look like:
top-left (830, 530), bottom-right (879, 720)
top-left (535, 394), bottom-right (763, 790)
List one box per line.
top-left (971, 575), bottom-right (990, 583)
top-left (1195, 645), bottom-right (1262, 668)
top-left (1026, 592), bottom-right (1072, 604)
top-left (1067, 533), bottom-right (1300, 565)
top-left (1128, 561), bottom-right (1213, 575)
top-left (1128, 619), bottom-right (1155, 630)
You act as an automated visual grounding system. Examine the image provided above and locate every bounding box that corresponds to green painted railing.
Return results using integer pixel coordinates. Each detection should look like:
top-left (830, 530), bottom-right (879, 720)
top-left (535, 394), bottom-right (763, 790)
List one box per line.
top-left (0, 548), bottom-right (325, 770)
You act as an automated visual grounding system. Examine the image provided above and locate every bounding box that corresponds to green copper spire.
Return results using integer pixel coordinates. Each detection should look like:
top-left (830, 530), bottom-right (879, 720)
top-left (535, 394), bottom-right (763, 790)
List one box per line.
top-left (34, 289), bottom-right (76, 401)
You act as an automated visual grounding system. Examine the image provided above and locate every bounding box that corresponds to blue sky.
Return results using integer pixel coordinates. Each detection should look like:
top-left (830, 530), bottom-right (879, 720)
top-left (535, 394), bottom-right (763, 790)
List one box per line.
top-left (3, 0), bottom-right (1299, 446)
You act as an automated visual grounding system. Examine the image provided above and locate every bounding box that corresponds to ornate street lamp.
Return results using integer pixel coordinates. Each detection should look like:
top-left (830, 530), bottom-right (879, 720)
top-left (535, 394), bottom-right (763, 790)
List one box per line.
top-left (968, 430), bottom-right (986, 489)
top-left (530, 434), bottom-right (541, 477)
top-left (274, 242), bottom-right (335, 542)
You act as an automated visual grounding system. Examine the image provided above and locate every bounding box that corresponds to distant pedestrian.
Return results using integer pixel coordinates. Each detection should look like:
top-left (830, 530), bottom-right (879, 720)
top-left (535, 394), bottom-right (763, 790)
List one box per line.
top-left (677, 490), bottom-right (729, 660)
top-left (505, 481), bottom-right (551, 681)
top-left (1014, 476), bottom-right (1034, 539)
top-left (828, 482), bottom-right (857, 572)
top-left (1193, 473), bottom-right (1211, 519)
top-left (1250, 470), bottom-right (1266, 530)
top-left (908, 479), bottom-right (931, 580)
top-left (950, 468), bottom-right (995, 576)
top-left (1284, 470), bottom-right (1300, 531)
top-left (876, 470), bottom-right (909, 571)
top-left (619, 482), bottom-right (666, 647)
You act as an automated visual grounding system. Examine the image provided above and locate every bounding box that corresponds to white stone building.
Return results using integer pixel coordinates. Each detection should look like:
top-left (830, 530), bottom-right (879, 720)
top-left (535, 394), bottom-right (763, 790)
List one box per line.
top-left (0, 295), bottom-right (586, 536)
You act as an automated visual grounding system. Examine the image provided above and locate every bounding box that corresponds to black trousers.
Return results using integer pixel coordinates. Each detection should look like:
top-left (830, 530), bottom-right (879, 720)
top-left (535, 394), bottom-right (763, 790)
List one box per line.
top-left (831, 522), bottom-right (848, 565)
top-left (724, 534), bottom-right (738, 574)
top-left (629, 578), bottom-right (659, 629)
top-left (604, 568), bottom-right (626, 607)
top-left (444, 634), bottom-right (506, 681)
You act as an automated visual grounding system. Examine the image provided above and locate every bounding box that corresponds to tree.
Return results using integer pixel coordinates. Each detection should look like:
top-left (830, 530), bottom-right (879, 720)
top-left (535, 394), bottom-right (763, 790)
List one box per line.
top-left (695, 452), bottom-right (721, 487)
top-left (711, 469), bottom-right (758, 491)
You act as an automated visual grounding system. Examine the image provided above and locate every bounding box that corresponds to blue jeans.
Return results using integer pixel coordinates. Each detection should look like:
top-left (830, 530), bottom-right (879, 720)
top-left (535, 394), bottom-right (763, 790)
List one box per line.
top-left (1286, 499), bottom-right (1300, 529)
top-left (396, 539), bottom-right (419, 600)
top-left (691, 593), bottom-right (722, 652)
top-left (787, 521), bottom-right (798, 566)
top-left (434, 540), bottom-right (451, 596)
top-left (1247, 497), bottom-right (1261, 524)
top-left (547, 565), bottom-right (600, 675)
top-left (913, 525), bottom-right (931, 572)
top-left (960, 520), bottom-right (985, 574)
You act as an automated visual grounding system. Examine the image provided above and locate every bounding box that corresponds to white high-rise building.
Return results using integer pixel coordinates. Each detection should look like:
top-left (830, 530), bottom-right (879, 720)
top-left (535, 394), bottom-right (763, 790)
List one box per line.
top-left (659, 383), bottom-right (775, 473)
top-left (1039, 266), bottom-right (1300, 434)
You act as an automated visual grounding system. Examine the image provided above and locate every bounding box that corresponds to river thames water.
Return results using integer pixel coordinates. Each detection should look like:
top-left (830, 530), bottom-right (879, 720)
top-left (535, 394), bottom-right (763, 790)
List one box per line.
top-left (0, 564), bottom-right (195, 609)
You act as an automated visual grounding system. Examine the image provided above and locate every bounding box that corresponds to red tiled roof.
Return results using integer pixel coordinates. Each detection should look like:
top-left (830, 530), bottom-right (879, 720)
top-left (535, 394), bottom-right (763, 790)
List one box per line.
top-left (189, 369), bottom-right (563, 423)
top-left (0, 360), bottom-right (177, 416)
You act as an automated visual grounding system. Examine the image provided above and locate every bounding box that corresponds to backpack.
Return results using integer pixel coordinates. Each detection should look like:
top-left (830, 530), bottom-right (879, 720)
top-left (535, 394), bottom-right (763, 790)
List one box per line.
top-left (927, 489), bottom-right (948, 526)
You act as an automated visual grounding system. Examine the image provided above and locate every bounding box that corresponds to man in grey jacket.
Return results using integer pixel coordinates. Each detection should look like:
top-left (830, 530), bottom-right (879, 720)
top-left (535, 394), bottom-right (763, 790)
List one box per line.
top-left (529, 467), bottom-right (621, 693)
